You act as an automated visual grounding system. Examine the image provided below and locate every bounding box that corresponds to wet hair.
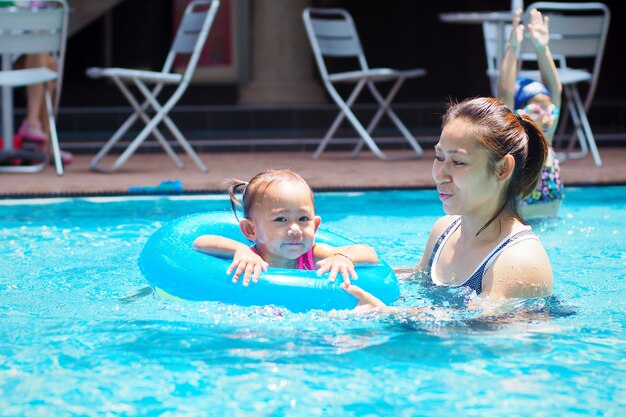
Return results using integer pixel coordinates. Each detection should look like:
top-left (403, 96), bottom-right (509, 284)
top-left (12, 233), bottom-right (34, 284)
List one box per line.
top-left (226, 169), bottom-right (315, 221)
top-left (442, 97), bottom-right (548, 234)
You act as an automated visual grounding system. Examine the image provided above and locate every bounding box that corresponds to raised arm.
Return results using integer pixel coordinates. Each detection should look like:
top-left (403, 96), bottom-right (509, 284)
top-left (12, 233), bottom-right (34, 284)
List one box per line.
top-left (527, 9), bottom-right (562, 110)
top-left (314, 243), bottom-right (379, 285)
top-left (498, 9), bottom-right (524, 109)
top-left (192, 235), bottom-right (268, 286)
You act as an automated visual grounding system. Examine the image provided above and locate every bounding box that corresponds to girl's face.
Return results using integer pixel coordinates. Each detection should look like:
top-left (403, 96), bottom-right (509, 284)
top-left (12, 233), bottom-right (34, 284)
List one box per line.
top-left (517, 94), bottom-right (558, 133)
top-left (433, 119), bottom-right (503, 217)
top-left (244, 181), bottom-right (320, 267)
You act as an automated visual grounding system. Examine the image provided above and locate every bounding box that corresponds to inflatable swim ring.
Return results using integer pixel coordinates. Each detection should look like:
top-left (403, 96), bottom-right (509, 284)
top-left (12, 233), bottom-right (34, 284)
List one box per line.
top-left (139, 212), bottom-right (399, 312)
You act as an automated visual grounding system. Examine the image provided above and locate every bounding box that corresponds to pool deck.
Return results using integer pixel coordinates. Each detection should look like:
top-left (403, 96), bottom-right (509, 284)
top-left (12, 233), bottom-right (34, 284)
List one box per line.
top-left (1, 147), bottom-right (626, 197)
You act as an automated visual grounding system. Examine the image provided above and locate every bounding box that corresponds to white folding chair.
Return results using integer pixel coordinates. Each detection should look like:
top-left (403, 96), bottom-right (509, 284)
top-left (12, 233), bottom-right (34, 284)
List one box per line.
top-left (0, 0), bottom-right (68, 176)
top-left (302, 7), bottom-right (426, 160)
top-left (518, 2), bottom-right (610, 167)
top-left (86, 0), bottom-right (220, 173)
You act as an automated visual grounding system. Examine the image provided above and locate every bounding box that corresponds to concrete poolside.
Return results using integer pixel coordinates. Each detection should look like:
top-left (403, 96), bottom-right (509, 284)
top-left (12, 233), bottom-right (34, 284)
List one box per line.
top-left (1, 147), bottom-right (625, 198)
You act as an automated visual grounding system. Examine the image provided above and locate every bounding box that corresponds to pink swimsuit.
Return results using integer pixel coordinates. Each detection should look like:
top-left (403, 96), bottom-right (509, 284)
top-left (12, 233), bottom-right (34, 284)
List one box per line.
top-left (250, 246), bottom-right (316, 270)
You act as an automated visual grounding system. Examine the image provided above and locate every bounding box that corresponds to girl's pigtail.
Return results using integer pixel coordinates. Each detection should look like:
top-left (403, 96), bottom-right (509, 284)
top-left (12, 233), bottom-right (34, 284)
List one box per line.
top-left (226, 179), bottom-right (248, 222)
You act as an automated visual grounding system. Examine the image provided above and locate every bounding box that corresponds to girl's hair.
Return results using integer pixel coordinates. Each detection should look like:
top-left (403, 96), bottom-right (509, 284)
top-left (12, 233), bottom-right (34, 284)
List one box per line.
top-left (443, 97), bottom-right (548, 233)
top-left (226, 169), bottom-right (315, 221)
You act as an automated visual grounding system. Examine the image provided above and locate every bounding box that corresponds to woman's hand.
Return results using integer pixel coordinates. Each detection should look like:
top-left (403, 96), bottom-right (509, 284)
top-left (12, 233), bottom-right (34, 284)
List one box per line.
top-left (316, 253), bottom-right (358, 286)
top-left (342, 284), bottom-right (388, 313)
top-left (226, 248), bottom-right (268, 286)
top-left (527, 9), bottom-right (550, 51)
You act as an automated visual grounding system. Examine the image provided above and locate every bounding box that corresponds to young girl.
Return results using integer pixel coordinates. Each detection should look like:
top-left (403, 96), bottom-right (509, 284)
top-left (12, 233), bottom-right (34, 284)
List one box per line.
top-left (498, 8), bottom-right (564, 218)
top-left (193, 169), bottom-right (379, 287)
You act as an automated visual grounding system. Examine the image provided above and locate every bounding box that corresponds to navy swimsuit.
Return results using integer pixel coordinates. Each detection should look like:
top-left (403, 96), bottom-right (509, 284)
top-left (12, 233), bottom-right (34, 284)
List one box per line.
top-left (428, 218), bottom-right (537, 295)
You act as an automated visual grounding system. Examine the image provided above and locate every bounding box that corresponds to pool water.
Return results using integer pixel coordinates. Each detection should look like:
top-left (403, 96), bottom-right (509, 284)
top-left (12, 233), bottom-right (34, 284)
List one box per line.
top-left (1, 186), bottom-right (624, 416)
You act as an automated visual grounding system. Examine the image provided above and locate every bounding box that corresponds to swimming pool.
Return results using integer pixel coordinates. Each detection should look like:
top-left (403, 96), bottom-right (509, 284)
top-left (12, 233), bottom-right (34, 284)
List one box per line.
top-left (1, 186), bottom-right (624, 416)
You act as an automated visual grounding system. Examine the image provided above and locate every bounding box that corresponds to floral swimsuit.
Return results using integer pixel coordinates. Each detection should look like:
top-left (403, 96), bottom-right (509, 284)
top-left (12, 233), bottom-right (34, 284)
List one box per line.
top-left (519, 147), bottom-right (564, 206)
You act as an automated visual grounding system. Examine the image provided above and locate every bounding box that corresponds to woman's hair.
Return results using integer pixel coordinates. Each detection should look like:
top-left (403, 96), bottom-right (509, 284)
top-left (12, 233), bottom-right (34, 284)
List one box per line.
top-left (226, 169), bottom-right (315, 221)
top-left (443, 97), bottom-right (548, 232)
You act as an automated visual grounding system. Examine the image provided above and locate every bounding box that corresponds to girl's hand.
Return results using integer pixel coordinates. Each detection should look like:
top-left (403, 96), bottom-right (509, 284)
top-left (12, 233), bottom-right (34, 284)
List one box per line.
top-left (342, 284), bottom-right (387, 313)
top-left (509, 8), bottom-right (524, 50)
top-left (316, 253), bottom-right (358, 286)
top-left (527, 9), bottom-right (550, 50)
top-left (226, 248), bottom-right (268, 286)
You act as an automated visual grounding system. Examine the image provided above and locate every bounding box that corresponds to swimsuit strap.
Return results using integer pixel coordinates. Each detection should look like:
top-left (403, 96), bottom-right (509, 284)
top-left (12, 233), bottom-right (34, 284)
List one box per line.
top-left (429, 218), bottom-right (538, 295)
top-left (428, 217), bottom-right (461, 271)
top-left (462, 228), bottom-right (536, 294)
top-left (297, 246), bottom-right (316, 270)
top-left (250, 244), bottom-right (315, 270)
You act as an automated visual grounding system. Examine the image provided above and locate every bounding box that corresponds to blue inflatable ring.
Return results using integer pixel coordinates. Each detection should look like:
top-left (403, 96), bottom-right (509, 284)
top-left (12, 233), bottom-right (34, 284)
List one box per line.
top-left (139, 212), bottom-right (399, 312)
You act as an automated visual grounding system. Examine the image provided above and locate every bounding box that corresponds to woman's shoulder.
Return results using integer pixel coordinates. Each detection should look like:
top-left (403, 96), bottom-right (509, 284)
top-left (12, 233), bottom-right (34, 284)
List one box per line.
top-left (484, 233), bottom-right (553, 299)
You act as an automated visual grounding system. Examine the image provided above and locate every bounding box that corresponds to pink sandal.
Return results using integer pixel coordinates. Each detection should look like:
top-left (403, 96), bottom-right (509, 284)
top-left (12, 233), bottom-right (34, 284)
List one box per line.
top-left (18, 121), bottom-right (48, 143)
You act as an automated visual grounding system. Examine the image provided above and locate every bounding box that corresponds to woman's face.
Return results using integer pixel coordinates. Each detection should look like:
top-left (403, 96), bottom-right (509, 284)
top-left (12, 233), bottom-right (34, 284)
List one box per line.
top-left (433, 118), bottom-right (503, 217)
top-left (246, 181), bottom-right (320, 267)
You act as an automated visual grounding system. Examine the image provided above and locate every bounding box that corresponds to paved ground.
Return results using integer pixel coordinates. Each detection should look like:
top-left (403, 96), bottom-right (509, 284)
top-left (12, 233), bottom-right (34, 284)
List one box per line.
top-left (1, 147), bottom-right (625, 198)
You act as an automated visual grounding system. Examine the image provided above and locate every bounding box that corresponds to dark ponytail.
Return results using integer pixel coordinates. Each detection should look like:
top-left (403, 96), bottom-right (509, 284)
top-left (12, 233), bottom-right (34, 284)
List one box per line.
top-left (226, 179), bottom-right (248, 221)
top-left (517, 114), bottom-right (548, 199)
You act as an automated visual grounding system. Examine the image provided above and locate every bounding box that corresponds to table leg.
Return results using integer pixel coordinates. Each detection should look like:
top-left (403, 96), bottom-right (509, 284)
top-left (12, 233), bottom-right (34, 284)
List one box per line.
top-left (1, 54), bottom-right (14, 152)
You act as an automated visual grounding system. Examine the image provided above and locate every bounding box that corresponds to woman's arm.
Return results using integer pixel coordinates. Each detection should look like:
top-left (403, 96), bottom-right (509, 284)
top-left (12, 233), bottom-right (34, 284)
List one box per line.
top-left (527, 9), bottom-right (562, 110)
top-left (314, 243), bottom-right (379, 285)
top-left (498, 9), bottom-right (524, 109)
top-left (192, 235), bottom-right (268, 286)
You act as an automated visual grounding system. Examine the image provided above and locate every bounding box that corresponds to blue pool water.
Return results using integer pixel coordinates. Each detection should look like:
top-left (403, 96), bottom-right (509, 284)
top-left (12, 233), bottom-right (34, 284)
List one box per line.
top-left (1, 186), bottom-right (625, 416)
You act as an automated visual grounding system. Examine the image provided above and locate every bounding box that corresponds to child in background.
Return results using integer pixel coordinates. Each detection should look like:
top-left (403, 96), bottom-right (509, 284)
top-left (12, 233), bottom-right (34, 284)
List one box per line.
top-left (193, 169), bottom-right (379, 287)
top-left (498, 8), bottom-right (564, 218)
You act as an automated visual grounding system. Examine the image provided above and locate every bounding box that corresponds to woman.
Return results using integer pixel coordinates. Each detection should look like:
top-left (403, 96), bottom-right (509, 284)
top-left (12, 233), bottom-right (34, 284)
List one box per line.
top-left (344, 97), bottom-right (553, 312)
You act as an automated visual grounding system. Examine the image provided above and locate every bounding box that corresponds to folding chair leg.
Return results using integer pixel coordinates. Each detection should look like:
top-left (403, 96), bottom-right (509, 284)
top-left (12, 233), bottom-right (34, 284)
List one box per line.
top-left (352, 79), bottom-right (423, 157)
top-left (45, 89), bottom-right (63, 176)
top-left (314, 79), bottom-right (422, 161)
top-left (313, 80), bottom-right (366, 160)
top-left (553, 93), bottom-right (571, 150)
top-left (555, 86), bottom-right (588, 162)
top-left (564, 96), bottom-right (588, 159)
top-left (134, 80), bottom-right (208, 173)
top-left (572, 87), bottom-right (602, 167)
top-left (90, 80), bottom-right (185, 172)
top-left (118, 78), bottom-right (186, 169)
top-left (312, 110), bottom-right (347, 160)
top-left (103, 116), bottom-right (172, 172)
top-left (351, 81), bottom-right (395, 156)
top-left (161, 114), bottom-right (208, 173)
top-left (98, 103), bottom-right (207, 173)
